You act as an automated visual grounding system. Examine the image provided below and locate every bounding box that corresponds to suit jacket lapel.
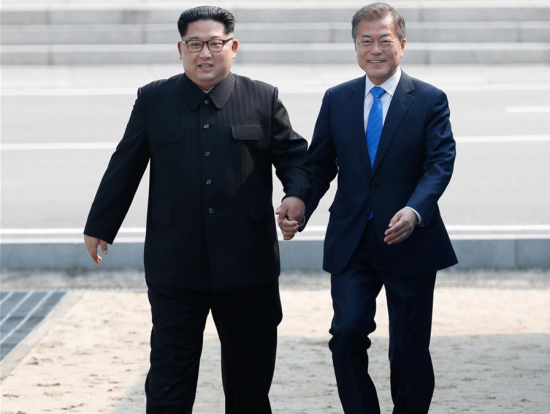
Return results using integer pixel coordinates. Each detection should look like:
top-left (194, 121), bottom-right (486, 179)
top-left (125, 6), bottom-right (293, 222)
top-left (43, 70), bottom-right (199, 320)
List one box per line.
top-left (348, 76), bottom-right (373, 175)
top-left (371, 71), bottom-right (415, 175)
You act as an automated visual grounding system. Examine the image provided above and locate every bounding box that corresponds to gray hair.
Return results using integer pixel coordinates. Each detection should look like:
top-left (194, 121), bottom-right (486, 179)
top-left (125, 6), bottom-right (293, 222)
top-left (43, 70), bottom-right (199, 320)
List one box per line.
top-left (351, 3), bottom-right (406, 41)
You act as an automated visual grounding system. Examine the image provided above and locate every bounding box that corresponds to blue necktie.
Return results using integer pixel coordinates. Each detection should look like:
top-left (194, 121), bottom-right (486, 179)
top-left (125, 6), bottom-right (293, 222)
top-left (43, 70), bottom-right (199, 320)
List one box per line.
top-left (366, 86), bottom-right (386, 168)
top-left (366, 86), bottom-right (386, 221)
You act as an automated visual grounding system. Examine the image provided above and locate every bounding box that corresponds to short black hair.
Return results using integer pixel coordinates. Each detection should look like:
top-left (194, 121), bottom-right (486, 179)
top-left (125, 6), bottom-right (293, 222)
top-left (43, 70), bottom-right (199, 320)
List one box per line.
top-left (177, 6), bottom-right (235, 38)
top-left (351, 2), bottom-right (406, 41)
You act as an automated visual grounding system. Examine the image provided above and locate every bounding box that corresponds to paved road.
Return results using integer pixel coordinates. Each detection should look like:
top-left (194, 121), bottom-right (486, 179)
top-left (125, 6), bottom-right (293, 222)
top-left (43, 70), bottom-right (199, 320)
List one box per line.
top-left (1, 64), bottom-right (550, 241)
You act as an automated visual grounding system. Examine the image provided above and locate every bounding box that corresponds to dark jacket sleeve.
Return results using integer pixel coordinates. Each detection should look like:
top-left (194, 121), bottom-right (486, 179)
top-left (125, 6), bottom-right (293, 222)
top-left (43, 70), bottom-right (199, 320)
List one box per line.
top-left (304, 89), bottom-right (338, 226)
top-left (84, 88), bottom-right (151, 244)
top-left (269, 87), bottom-right (313, 202)
top-left (406, 89), bottom-right (456, 226)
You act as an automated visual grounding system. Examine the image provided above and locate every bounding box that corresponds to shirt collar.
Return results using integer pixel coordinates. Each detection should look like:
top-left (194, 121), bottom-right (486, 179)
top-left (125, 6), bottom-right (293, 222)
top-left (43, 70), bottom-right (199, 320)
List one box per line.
top-left (364, 67), bottom-right (401, 98)
top-left (181, 72), bottom-right (236, 110)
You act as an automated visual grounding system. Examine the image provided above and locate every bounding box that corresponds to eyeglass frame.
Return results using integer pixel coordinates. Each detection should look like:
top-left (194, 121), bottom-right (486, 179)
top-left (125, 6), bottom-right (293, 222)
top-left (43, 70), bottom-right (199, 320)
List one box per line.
top-left (356, 38), bottom-right (398, 51)
top-left (180, 37), bottom-right (234, 53)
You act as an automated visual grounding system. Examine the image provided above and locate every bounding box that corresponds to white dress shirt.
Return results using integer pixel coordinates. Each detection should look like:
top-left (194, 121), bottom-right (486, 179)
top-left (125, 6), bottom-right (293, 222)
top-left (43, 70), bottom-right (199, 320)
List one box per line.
top-left (362, 67), bottom-right (423, 225)
top-left (363, 67), bottom-right (401, 131)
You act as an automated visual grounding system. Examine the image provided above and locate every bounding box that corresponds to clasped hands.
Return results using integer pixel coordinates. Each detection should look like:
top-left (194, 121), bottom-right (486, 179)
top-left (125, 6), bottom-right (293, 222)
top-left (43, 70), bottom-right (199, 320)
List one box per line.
top-left (85, 196), bottom-right (308, 264)
top-left (277, 205), bottom-right (419, 244)
top-left (276, 196), bottom-right (305, 241)
top-left (85, 201), bottom-right (417, 263)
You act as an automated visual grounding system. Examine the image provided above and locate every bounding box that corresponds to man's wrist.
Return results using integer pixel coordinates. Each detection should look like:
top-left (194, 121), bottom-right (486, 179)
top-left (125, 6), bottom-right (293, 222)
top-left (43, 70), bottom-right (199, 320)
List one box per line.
top-left (406, 206), bottom-right (423, 226)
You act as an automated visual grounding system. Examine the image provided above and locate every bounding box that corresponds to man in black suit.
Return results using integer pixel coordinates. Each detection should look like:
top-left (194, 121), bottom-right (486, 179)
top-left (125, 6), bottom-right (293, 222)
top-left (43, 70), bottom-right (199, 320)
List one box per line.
top-left (279, 3), bottom-right (457, 413)
top-left (84, 6), bottom-right (312, 413)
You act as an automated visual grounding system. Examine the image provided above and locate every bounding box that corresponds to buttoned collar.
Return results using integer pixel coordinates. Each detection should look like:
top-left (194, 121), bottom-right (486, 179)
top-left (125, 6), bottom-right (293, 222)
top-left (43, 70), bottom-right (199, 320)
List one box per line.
top-left (364, 67), bottom-right (401, 98)
top-left (180, 72), bottom-right (236, 110)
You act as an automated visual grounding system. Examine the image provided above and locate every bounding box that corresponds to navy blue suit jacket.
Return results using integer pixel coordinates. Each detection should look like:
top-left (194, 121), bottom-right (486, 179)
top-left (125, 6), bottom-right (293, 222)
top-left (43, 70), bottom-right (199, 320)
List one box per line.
top-left (306, 71), bottom-right (457, 276)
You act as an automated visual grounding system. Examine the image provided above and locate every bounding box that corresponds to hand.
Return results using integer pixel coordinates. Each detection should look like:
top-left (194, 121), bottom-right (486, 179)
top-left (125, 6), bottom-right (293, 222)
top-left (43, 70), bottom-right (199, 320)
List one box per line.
top-left (384, 207), bottom-right (418, 245)
top-left (84, 234), bottom-right (108, 264)
top-left (276, 209), bottom-right (299, 240)
top-left (276, 196), bottom-right (305, 241)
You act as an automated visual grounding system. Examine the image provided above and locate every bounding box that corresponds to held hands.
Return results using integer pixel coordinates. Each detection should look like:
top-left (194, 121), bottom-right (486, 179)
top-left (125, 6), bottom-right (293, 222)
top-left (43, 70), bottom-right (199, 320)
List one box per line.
top-left (276, 196), bottom-right (305, 241)
top-left (84, 234), bottom-right (108, 264)
top-left (384, 207), bottom-right (418, 245)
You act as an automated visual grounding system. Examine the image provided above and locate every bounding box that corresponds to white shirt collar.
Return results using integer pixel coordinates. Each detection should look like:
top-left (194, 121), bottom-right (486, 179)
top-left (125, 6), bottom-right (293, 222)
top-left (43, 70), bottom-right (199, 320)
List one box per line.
top-left (365, 67), bottom-right (401, 98)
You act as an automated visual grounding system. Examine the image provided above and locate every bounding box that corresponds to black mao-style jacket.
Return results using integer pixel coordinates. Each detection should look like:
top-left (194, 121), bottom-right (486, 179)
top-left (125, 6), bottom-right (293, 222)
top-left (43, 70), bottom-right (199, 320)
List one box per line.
top-left (85, 72), bottom-right (313, 289)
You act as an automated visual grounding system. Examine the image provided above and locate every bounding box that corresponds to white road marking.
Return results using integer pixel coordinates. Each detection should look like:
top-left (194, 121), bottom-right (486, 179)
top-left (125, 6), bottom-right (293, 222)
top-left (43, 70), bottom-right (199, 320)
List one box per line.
top-left (455, 135), bottom-right (550, 143)
top-left (442, 83), bottom-right (550, 92)
top-left (1, 135), bottom-right (549, 151)
top-left (2, 225), bottom-right (550, 242)
top-left (2, 235), bottom-right (550, 243)
top-left (506, 106), bottom-right (550, 113)
top-left (0, 228), bottom-right (145, 235)
top-left (0, 142), bottom-right (118, 150)
top-left (447, 225), bottom-right (550, 231)
top-left (0, 237), bottom-right (146, 244)
top-left (0, 88), bottom-right (136, 96)
top-left (2, 83), bottom-right (550, 96)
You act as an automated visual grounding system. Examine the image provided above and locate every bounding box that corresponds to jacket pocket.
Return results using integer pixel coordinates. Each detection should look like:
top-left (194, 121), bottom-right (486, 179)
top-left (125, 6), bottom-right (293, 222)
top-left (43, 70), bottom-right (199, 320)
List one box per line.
top-left (232, 125), bottom-right (263, 141)
top-left (154, 129), bottom-right (184, 145)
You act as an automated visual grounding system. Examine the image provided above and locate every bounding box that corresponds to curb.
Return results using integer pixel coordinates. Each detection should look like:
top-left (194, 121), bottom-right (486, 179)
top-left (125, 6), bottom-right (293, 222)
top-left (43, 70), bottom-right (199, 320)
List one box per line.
top-left (1, 238), bottom-right (549, 270)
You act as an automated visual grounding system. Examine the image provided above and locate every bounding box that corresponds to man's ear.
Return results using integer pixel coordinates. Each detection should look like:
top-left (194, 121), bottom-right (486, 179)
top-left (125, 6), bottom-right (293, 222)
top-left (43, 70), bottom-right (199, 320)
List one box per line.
top-left (177, 42), bottom-right (183, 60)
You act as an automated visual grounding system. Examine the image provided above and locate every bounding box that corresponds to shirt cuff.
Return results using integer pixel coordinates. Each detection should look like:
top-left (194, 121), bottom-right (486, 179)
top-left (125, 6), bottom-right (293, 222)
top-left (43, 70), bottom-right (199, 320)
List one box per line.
top-left (406, 206), bottom-right (424, 227)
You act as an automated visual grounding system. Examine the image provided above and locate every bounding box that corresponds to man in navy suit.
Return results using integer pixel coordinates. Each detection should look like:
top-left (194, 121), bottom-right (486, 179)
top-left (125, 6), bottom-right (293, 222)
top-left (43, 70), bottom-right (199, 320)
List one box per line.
top-left (279, 3), bottom-right (457, 413)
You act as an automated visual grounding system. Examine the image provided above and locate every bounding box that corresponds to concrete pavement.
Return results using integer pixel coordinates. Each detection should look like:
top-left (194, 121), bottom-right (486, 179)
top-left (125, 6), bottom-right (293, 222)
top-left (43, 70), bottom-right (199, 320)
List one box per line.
top-left (1, 269), bottom-right (549, 413)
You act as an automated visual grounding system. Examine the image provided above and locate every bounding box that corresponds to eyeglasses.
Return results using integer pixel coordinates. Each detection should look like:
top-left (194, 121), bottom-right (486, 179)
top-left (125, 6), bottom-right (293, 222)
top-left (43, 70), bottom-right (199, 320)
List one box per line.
top-left (180, 38), bottom-right (234, 53)
top-left (356, 39), bottom-right (395, 50)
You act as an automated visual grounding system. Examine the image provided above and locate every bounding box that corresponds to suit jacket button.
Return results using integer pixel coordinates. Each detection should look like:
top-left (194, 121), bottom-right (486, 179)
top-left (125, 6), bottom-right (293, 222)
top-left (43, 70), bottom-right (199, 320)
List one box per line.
top-left (205, 151), bottom-right (211, 157)
top-left (206, 179), bottom-right (212, 185)
top-left (203, 124), bottom-right (210, 129)
top-left (208, 208), bottom-right (214, 214)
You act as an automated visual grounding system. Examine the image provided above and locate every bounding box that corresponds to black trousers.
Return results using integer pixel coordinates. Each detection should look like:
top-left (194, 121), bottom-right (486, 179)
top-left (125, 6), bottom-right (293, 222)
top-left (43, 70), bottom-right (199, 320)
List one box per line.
top-left (330, 223), bottom-right (436, 414)
top-left (145, 279), bottom-right (282, 414)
